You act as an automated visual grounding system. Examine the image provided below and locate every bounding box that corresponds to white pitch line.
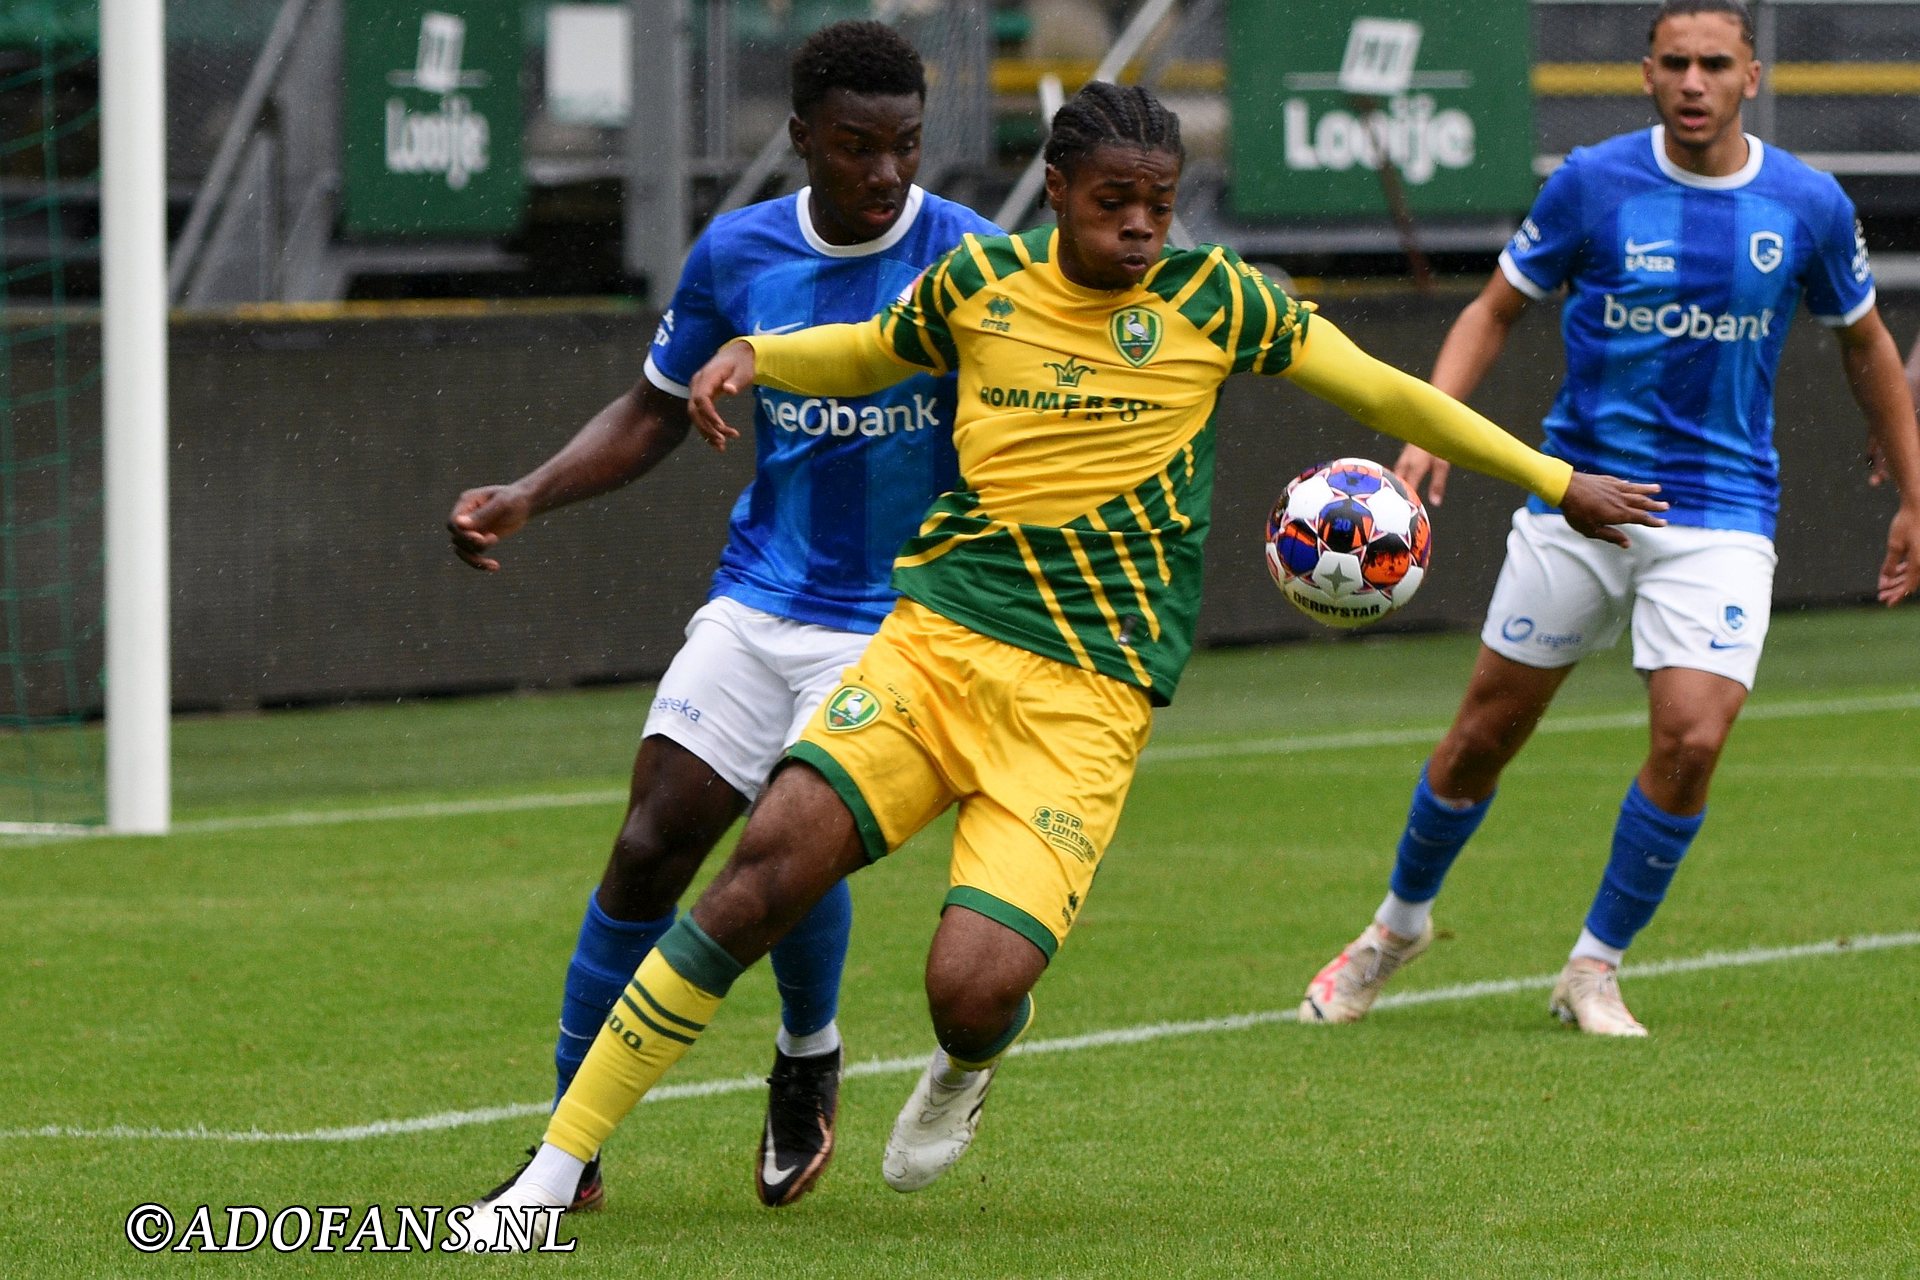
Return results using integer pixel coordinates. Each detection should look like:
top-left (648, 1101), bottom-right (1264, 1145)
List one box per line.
top-left (174, 788), bottom-right (630, 834)
top-left (7, 930), bottom-right (1916, 1145)
top-left (1146, 688), bottom-right (1920, 764)
top-left (7, 688), bottom-right (1914, 846)
top-left (0, 789), bottom-right (631, 848)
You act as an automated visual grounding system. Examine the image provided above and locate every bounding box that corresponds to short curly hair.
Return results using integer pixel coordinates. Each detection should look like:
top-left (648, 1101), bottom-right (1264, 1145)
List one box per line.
top-left (1043, 81), bottom-right (1184, 177)
top-left (790, 20), bottom-right (926, 119)
top-left (1648, 0), bottom-right (1754, 46)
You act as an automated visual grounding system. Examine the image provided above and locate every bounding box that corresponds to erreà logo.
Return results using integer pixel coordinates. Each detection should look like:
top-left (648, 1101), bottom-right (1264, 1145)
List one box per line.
top-left (823, 685), bottom-right (879, 732)
top-left (1110, 307), bottom-right (1161, 367)
top-left (384, 12), bottom-right (492, 191)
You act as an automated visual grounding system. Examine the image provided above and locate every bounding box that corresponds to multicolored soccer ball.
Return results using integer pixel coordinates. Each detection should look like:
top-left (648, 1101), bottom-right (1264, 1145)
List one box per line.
top-left (1265, 457), bottom-right (1432, 629)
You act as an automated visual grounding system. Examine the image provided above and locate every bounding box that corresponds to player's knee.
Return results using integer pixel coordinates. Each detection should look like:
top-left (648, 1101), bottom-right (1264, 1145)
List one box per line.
top-left (608, 805), bottom-right (703, 868)
top-left (1438, 714), bottom-right (1525, 778)
top-left (924, 947), bottom-right (1034, 1051)
top-left (1647, 723), bottom-right (1727, 788)
top-left (926, 979), bottom-right (1021, 1053)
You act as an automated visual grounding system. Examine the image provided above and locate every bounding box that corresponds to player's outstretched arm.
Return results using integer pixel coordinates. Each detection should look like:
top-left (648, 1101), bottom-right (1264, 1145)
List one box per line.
top-left (1404, 272), bottom-right (1534, 505)
top-left (1835, 308), bottom-right (1920, 603)
top-left (688, 321), bottom-right (921, 452)
top-left (448, 381), bottom-right (693, 571)
top-left (1283, 316), bottom-right (1666, 546)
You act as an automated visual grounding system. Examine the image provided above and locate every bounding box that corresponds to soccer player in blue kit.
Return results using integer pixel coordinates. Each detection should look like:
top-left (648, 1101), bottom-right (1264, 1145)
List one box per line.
top-left (1301, 0), bottom-right (1920, 1035)
top-left (447, 20), bottom-right (997, 1205)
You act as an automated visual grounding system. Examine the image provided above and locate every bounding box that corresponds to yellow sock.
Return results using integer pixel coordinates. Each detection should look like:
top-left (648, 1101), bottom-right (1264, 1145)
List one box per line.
top-left (545, 926), bottom-right (737, 1160)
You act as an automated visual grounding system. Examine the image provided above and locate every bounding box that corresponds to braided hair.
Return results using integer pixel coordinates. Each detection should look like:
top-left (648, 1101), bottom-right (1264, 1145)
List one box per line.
top-left (1043, 81), bottom-right (1184, 177)
top-left (1648, 0), bottom-right (1754, 46)
top-left (790, 20), bottom-right (926, 119)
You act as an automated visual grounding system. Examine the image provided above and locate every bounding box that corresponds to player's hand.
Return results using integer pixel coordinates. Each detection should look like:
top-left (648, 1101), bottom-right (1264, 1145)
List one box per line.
top-left (1558, 472), bottom-right (1667, 548)
top-left (1394, 444), bottom-right (1452, 506)
top-left (688, 340), bottom-right (756, 452)
top-left (448, 484), bottom-right (532, 572)
top-left (1878, 502), bottom-right (1920, 604)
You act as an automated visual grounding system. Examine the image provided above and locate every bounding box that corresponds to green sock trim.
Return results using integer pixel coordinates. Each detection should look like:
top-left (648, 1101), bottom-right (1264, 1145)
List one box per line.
top-left (945, 886), bottom-right (1058, 960)
top-left (947, 992), bottom-right (1034, 1070)
top-left (786, 742), bottom-right (888, 863)
top-left (655, 916), bottom-right (745, 996)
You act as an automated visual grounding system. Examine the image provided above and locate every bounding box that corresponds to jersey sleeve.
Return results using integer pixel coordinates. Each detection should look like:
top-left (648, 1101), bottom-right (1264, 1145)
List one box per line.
top-left (1284, 316), bottom-right (1573, 505)
top-left (1498, 153), bottom-right (1586, 301)
top-left (642, 231), bottom-right (734, 397)
top-left (747, 319), bottom-right (919, 397)
top-left (1221, 250), bottom-right (1312, 377)
top-left (1802, 183), bottom-right (1876, 327)
top-left (873, 243), bottom-right (966, 375)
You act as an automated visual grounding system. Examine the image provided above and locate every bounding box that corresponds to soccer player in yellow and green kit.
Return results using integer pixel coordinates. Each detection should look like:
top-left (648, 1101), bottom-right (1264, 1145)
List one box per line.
top-left (465, 82), bottom-right (1666, 1241)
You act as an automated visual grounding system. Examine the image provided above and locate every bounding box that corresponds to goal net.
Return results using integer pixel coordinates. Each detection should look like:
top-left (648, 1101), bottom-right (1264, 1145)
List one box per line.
top-left (0, 11), bottom-right (106, 832)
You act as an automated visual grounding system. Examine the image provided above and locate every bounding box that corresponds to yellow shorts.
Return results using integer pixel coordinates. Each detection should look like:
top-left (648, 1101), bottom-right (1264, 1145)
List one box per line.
top-left (788, 599), bottom-right (1153, 959)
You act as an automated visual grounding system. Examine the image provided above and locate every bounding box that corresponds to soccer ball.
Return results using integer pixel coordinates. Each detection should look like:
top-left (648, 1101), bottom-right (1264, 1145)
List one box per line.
top-left (1265, 457), bottom-right (1431, 629)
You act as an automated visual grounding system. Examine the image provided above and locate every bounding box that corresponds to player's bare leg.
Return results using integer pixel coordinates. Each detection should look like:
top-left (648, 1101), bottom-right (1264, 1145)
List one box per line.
top-left (688, 763), bottom-right (870, 958)
top-left (1636, 666), bottom-right (1746, 817)
top-left (885, 907), bottom-right (1046, 1191)
top-left (1425, 648), bottom-right (1575, 803)
top-left (598, 735), bottom-right (750, 920)
top-left (1303, 649), bottom-right (1571, 1023)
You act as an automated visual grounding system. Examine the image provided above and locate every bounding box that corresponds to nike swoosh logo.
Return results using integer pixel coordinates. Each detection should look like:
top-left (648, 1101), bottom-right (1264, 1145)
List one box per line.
top-left (1707, 638), bottom-right (1746, 650)
top-left (760, 1118), bottom-right (798, 1185)
top-left (751, 321), bottom-right (804, 336)
top-left (1624, 239), bottom-right (1674, 254)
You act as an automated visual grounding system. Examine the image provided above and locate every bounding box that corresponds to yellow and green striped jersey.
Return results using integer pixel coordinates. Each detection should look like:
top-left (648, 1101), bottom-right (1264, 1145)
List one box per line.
top-left (874, 225), bottom-right (1308, 704)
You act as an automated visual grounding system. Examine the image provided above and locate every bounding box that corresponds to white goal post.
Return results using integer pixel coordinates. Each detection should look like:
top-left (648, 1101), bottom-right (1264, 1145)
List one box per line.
top-left (100, 0), bottom-right (171, 834)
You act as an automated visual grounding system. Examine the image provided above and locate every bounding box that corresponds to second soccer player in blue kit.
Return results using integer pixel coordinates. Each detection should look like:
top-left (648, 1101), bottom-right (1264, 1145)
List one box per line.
top-left (1301, 0), bottom-right (1920, 1035)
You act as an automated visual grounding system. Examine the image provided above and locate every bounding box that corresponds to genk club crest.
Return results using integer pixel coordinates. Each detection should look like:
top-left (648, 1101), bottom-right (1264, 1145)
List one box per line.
top-left (1109, 306), bottom-right (1162, 367)
top-left (824, 685), bottom-right (879, 732)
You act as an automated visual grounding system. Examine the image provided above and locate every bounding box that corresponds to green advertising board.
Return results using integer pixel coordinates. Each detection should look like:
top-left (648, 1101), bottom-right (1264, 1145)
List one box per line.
top-left (342, 0), bottom-right (524, 237)
top-left (1227, 0), bottom-right (1535, 218)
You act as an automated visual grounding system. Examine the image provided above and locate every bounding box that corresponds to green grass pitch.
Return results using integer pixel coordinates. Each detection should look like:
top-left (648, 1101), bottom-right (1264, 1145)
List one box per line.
top-left (4, 605), bottom-right (1917, 1277)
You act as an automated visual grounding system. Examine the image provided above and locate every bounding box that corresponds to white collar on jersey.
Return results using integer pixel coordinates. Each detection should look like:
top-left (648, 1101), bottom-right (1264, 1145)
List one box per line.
top-left (793, 184), bottom-right (927, 258)
top-left (1650, 125), bottom-right (1765, 190)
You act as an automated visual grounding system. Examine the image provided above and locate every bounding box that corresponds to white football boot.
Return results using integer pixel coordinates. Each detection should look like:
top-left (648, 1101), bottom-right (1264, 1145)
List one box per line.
top-left (1299, 919), bottom-right (1434, 1023)
top-left (1549, 957), bottom-right (1648, 1036)
top-left (459, 1173), bottom-right (571, 1254)
top-left (882, 1049), bottom-right (998, 1192)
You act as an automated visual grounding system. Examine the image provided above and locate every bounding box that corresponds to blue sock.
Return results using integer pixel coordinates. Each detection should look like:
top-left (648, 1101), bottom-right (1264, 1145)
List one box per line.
top-left (1388, 765), bottom-right (1494, 904)
top-left (767, 878), bottom-right (853, 1041)
top-left (554, 893), bottom-right (673, 1107)
top-left (1585, 781), bottom-right (1705, 951)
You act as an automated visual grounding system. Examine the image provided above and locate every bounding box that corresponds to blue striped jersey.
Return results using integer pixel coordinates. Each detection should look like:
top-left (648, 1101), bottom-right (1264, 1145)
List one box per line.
top-left (645, 185), bottom-right (1000, 632)
top-left (1501, 127), bottom-right (1874, 537)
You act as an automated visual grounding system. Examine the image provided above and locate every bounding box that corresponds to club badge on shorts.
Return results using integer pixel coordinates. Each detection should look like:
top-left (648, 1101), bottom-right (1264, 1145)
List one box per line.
top-left (823, 685), bottom-right (880, 732)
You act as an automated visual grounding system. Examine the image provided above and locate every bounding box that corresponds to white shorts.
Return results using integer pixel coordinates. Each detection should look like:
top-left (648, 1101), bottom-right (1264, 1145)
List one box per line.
top-left (1480, 510), bottom-right (1777, 689)
top-left (641, 596), bottom-right (872, 800)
